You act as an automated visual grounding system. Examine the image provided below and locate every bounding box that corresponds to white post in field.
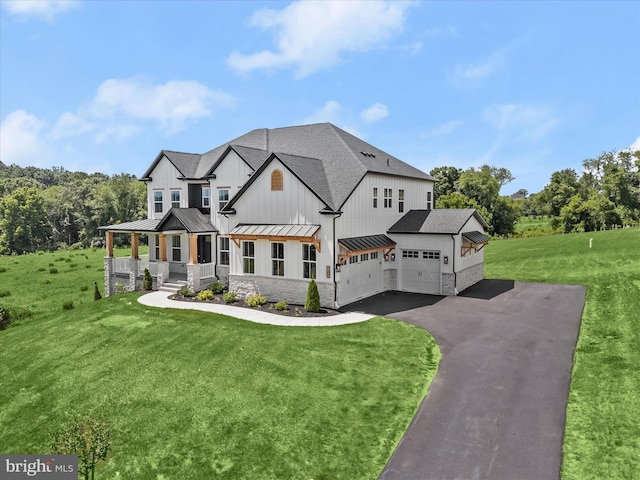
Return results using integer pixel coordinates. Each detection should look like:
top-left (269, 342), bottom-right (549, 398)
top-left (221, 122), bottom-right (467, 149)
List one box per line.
top-left (589, 238), bottom-right (593, 249)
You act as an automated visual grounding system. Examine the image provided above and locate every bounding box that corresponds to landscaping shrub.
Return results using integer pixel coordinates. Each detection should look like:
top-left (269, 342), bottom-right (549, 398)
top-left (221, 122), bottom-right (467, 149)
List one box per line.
top-left (0, 267), bottom-right (6, 273)
top-left (274, 300), bottom-right (288, 311)
top-left (197, 289), bottom-right (214, 301)
top-left (246, 293), bottom-right (267, 307)
top-left (63, 301), bottom-right (74, 310)
top-left (48, 263), bottom-right (54, 267)
top-left (38, 267), bottom-right (46, 272)
top-left (223, 291), bottom-right (237, 304)
top-left (209, 281), bottom-right (225, 294)
top-left (178, 285), bottom-right (195, 297)
top-left (80, 285), bottom-right (89, 292)
top-left (115, 283), bottom-right (125, 295)
top-left (0, 290), bottom-right (11, 298)
top-left (94, 282), bottom-right (102, 301)
top-left (49, 267), bottom-right (58, 274)
top-left (51, 414), bottom-right (111, 480)
top-left (0, 304), bottom-right (32, 330)
top-left (305, 278), bottom-right (320, 312)
top-left (142, 268), bottom-right (153, 291)
top-left (294, 307), bottom-right (302, 317)
top-left (69, 242), bottom-right (84, 250)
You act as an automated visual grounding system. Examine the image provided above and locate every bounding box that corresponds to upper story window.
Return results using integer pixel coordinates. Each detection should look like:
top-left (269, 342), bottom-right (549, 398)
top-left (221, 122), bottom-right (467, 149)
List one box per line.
top-left (154, 191), bottom-right (163, 213)
top-left (372, 187), bottom-right (378, 208)
top-left (384, 188), bottom-right (392, 208)
top-left (399, 189), bottom-right (405, 213)
top-left (218, 188), bottom-right (229, 211)
top-left (202, 187), bottom-right (210, 208)
top-left (171, 190), bottom-right (181, 209)
top-left (427, 191), bottom-right (432, 210)
top-left (271, 169), bottom-right (283, 191)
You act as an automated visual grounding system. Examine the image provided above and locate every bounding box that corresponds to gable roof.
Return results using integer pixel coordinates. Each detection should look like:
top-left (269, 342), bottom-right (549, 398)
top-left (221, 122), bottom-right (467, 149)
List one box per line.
top-left (145, 123), bottom-right (436, 209)
top-left (156, 208), bottom-right (217, 233)
top-left (388, 209), bottom-right (489, 234)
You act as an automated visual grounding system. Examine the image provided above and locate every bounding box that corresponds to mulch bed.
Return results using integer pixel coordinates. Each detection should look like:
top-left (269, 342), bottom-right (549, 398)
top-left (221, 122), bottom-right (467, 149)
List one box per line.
top-left (168, 292), bottom-right (340, 318)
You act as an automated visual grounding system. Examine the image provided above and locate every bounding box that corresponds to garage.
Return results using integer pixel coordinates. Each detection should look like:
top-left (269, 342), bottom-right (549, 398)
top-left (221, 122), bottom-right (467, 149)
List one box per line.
top-left (400, 250), bottom-right (441, 295)
top-left (340, 252), bottom-right (384, 302)
top-left (337, 234), bottom-right (397, 306)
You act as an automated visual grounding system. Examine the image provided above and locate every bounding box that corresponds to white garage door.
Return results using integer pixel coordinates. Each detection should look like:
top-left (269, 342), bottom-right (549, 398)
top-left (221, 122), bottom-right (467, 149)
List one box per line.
top-left (340, 252), bottom-right (383, 304)
top-left (400, 250), bottom-right (441, 295)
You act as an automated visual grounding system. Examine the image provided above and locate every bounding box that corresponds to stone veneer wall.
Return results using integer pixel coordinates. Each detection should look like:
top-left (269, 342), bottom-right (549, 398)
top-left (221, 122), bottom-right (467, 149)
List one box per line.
top-left (229, 274), bottom-right (334, 309)
top-left (383, 268), bottom-right (397, 291)
top-left (456, 263), bottom-right (484, 293)
top-left (104, 257), bottom-right (114, 297)
top-left (441, 273), bottom-right (456, 296)
top-left (216, 265), bottom-right (230, 288)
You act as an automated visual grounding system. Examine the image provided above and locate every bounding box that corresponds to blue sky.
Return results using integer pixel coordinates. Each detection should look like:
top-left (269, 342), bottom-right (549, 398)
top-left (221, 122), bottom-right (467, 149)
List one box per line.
top-left (1, 0), bottom-right (638, 194)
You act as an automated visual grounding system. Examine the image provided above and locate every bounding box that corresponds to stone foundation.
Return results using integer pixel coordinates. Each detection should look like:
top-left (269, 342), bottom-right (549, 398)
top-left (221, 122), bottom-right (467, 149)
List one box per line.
top-left (127, 258), bottom-right (140, 292)
top-left (104, 257), bottom-right (114, 297)
top-left (456, 262), bottom-right (484, 293)
top-left (187, 263), bottom-right (201, 292)
top-left (156, 261), bottom-right (170, 287)
top-left (383, 268), bottom-right (397, 291)
top-left (229, 274), bottom-right (334, 309)
top-left (441, 273), bottom-right (456, 296)
top-left (216, 265), bottom-right (230, 288)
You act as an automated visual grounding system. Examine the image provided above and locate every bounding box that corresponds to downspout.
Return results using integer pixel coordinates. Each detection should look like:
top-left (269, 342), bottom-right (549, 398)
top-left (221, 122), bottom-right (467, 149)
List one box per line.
top-left (332, 211), bottom-right (343, 308)
top-left (451, 234), bottom-right (457, 296)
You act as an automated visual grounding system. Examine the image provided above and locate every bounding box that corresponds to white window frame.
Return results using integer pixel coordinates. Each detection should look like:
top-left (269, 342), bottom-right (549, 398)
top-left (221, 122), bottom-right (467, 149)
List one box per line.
top-left (384, 188), bottom-right (392, 208)
top-left (399, 189), bottom-right (405, 213)
top-left (373, 187), bottom-right (378, 208)
top-left (172, 235), bottom-right (181, 262)
top-left (154, 191), bottom-right (163, 213)
top-left (302, 244), bottom-right (317, 279)
top-left (271, 242), bottom-right (285, 276)
top-left (427, 191), bottom-right (432, 210)
top-left (219, 236), bottom-right (229, 266)
top-left (242, 241), bottom-right (255, 274)
top-left (170, 190), bottom-right (181, 209)
top-left (371, 251), bottom-right (379, 260)
top-left (218, 188), bottom-right (230, 211)
top-left (202, 187), bottom-right (210, 208)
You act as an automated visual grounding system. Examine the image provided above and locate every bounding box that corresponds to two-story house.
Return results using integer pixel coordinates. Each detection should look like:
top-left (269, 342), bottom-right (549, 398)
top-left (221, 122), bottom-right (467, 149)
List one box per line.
top-left (100, 123), bottom-right (489, 308)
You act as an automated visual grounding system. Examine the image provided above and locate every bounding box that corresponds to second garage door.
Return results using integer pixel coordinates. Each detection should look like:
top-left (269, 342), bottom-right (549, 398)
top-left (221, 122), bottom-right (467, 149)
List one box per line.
top-left (400, 250), bottom-right (441, 295)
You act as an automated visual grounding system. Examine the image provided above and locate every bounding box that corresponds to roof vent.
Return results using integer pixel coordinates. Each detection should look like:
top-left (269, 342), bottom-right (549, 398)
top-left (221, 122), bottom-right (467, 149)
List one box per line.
top-left (360, 151), bottom-right (376, 158)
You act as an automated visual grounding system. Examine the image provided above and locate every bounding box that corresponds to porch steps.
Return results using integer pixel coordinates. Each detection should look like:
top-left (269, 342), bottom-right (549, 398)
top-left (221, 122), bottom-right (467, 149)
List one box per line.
top-left (158, 279), bottom-right (188, 294)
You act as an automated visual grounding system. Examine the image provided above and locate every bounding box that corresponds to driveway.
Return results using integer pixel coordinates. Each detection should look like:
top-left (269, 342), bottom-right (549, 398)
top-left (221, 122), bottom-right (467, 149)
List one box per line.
top-left (342, 280), bottom-right (587, 480)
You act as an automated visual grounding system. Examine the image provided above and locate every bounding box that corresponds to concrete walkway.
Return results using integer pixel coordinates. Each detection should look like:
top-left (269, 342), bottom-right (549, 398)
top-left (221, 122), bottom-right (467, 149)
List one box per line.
top-left (137, 290), bottom-right (374, 327)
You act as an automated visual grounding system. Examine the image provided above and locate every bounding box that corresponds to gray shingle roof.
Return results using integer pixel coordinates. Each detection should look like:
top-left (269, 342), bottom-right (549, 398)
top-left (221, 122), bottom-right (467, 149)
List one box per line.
top-left (150, 123), bottom-right (436, 211)
top-left (388, 209), bottom-right (488, 234)
top-left (156, 208), bottom-right (217, 233)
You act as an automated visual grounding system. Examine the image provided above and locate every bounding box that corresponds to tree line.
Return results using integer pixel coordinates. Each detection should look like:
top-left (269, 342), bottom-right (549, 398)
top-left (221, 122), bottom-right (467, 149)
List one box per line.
top-left (429, 148), bottom-right (639, 237)
top-left (0, 162), bottom-right (146, 254)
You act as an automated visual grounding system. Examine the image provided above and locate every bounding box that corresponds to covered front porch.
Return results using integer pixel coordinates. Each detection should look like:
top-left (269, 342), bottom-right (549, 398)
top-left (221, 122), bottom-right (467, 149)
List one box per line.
top-left (100, 208), bottom-right (218, 295)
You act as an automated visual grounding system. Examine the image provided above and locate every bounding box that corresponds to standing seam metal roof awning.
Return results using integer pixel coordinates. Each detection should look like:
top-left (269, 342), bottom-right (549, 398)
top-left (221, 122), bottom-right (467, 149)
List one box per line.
top-left (462, 231), bottom-right (490, 244)
top-left (229, 224), bottom-right (320, 237)
top-left (338, 234), bottom-right (396, 252)
top-left (229, 224), bottom-right (321, 252)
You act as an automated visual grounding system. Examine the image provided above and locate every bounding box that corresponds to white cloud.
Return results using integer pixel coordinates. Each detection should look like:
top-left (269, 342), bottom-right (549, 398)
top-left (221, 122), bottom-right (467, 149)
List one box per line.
top-left (421, 120), bottom-right (462, 138)
top-left (453, 50), bottom-right (506, 84)
top-left (227, 0), bottom-right (415, 78)
top-left (301, 101), bottom-right (361, 137)
top-left (360, 103), bottom-right (389, 124)
top-left (2, 0), bottom-right (80, 21)
top-left (629, 136), bottom-right (640, 151)
top-left (50, 77), bottom-right (235, 143)
top-left (483, 104), bottom-right (557, 142)
top-left (0, 110), bottom-right (49, 166)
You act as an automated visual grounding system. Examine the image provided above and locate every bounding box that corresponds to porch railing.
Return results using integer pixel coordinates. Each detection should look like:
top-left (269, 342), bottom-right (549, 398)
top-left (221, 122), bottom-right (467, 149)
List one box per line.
top-left (200, 263), bottom-right (215, 279)
top-left (114, 257), bottom-right (131, 274)
top-left (140, 254), bottom-right (149, 274)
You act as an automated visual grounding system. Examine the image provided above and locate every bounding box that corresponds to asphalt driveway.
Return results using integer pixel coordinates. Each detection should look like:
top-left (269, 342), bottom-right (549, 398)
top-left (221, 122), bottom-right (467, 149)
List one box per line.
top-left (342, 280), bottom-right (587, 480)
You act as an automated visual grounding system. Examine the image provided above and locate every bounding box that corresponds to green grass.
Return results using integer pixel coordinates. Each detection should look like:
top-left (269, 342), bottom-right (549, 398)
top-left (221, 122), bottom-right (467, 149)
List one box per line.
top-left (514, 215), bottom-right (554, 235)
top-left (0, 249), bottom-right (440, 479)
top-left (485, 228), bottom-right (640, 480)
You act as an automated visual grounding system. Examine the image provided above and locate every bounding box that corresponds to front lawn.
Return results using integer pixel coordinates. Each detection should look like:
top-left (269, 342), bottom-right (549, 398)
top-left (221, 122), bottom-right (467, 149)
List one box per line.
top-left (0, 250), bottom-right (439, 479)
top-left (485, 228), bottom-right (640, 480)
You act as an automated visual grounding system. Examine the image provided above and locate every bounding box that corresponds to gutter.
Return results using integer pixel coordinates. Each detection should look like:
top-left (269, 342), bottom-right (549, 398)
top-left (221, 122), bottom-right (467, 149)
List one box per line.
top-left (451, 234), bottom-right (457, 295)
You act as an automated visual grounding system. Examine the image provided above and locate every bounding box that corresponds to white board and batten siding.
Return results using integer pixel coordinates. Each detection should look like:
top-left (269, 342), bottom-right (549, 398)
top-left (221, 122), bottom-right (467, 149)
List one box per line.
top-left (336, 172), bottom-right (434, 240)
top-left (146, 156), bottom-right (187, 219)
top-left (226, 159), bottom-right (334, 283)
top-left (210, 149), bottom-right (256, 234)
top-left (456, 215), bottom-right (488, 271)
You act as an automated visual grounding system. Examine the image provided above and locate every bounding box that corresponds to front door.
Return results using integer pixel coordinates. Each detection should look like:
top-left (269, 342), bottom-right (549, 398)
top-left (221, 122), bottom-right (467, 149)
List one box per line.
top-left (197, 235), bottom-right (212, 263)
